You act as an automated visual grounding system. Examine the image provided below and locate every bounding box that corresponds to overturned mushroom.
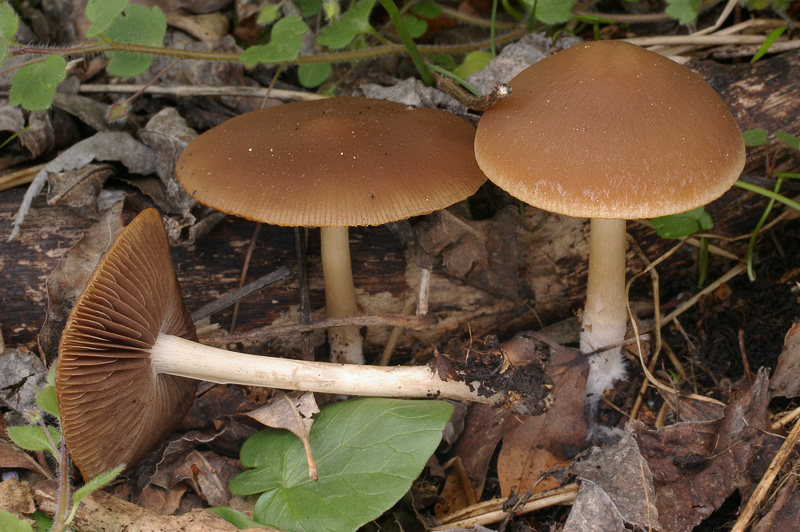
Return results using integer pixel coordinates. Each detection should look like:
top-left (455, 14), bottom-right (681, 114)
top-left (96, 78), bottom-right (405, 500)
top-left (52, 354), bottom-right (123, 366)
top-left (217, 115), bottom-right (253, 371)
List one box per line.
top-left (56, 209), bottom-right (553, 479)
top-left (175, 97), bottom-right (487, 365)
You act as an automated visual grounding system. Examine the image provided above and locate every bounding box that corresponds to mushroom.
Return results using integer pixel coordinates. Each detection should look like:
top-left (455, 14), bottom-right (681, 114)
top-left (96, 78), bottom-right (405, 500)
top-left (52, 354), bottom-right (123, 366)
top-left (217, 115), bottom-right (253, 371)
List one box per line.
top-left (474, 40), bottom-right (745, 431)
top-left (175, 97), bottom-right (487, 365)
top-left (57, 208), bottom-right (553, 479)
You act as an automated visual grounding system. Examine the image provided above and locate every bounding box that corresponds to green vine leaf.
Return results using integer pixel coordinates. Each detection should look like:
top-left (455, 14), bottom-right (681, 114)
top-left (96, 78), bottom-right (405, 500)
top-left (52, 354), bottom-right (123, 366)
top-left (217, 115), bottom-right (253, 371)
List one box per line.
top-left (0, 510), bottom-right (34, 532)
top-left (412, 0), bottom-right (442, 19)
top-left (9, 55), bottom-right (66, 111)
top-left (776, 130), bottom-right (800, 151)
top-left (526, 0), bottom-right (575, 24)
top-left (317, 0), bottom-right (377, 50)
top-left (453, 50), bottom-right (492, 79)
top-left (241, 16), bottom-right (308, 66)
top-left (295, 0), bottom-right (324, 17)
top-left (104, 4), bottom-right (167, 77)
top-left (402, 15), bottom-right (428, 39)
top-left (298, 62), bottom-right (332, 88)
top-left (665, 0), bottom-right (699, 24)
top-left (7, 424), bottom-right (61, 459)
top-left (0, 2), bottom-right (19, 62)
top-left (86, 0), bottom-right (129, 38)
top-left (209, 507), bottom-right (271, 529)
top-left (651, 206), bottom-right (713, 239)
top-left (743, 129), bottom-right (769, 147)
top-left (229, 398), bottom-right (453, 532)
top-left (258, 4), bottom-right (282, 25)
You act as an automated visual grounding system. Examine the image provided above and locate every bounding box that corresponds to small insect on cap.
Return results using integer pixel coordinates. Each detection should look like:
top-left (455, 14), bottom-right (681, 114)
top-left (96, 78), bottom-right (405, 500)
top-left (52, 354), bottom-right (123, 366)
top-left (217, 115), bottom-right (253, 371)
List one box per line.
top-left (475, 40), bottom-right (745, 220)
top-left (175, 97), bottom-right (487, 228)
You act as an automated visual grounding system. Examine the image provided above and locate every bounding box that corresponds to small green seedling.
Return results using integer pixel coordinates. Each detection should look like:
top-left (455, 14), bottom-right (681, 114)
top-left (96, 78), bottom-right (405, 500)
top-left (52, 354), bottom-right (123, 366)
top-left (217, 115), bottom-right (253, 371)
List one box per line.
top-left (6, 364), bottom-right (125, 532)
top-left (651, 206), bottom-right (714, 286)
top-left (224, 398), bottom-right (453, 532)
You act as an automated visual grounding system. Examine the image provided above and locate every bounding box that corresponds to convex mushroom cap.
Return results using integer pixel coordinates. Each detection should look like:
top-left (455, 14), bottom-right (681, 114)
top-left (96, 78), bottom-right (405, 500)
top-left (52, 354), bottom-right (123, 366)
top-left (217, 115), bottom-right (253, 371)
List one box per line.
top-left (475, 39), bottom-right (746, 219)
top-left (176, 97), bottom-right (487, 227)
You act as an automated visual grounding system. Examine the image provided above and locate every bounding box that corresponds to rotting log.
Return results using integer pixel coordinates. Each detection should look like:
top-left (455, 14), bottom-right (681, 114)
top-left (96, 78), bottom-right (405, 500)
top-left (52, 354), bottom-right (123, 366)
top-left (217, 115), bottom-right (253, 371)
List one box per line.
top-left (1, 50), bottom-right (798, 359)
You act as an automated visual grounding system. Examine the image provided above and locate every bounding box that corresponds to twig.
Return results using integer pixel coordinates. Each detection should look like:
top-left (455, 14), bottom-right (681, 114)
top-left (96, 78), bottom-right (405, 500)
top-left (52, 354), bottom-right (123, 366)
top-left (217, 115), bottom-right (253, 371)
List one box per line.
top-left (201, 312), bottom-right (438, 345)
top-left (433, 483), bottom-right (578, 529)
top-left (189, 266), bottom-right (291, 322)
top-left (79, 83), bottom-right (328, 101)
top-left (730, 419), bottom-right (800, 532)
top-left (229, 222), bottom-right (262, 334)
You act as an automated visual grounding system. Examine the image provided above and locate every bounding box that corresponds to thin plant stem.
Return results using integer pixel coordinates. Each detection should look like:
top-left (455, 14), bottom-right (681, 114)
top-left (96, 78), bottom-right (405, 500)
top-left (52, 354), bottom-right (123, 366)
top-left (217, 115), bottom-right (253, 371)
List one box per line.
top-left (490, 0), bottom-right (499, 57)
top-left (377, 0), bottom-right (434, 85)
top-left (734, 180), bottom-right (800, 212)
top-left (9, 28), bottom-right (528, 68)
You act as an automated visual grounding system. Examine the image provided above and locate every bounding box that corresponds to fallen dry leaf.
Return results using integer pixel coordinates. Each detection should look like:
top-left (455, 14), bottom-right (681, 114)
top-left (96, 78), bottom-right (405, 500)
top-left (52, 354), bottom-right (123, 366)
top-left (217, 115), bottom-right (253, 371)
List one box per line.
top-left (10, 131), bottom-right (156, 239)
top-left (751, 473), bottom-right (800, 532)
top-left (37, 202), bottom-right (126, 360)
top-left (565, 427), bottom-right (662, 531)
top-left (497, 338), bottom-right (587, 496)
top-left (632, 369), bottom-right (781, 532)
top-left (768, 321), bottom-right (800, 399)
top-left (47, 163), bottom-right (115, 218)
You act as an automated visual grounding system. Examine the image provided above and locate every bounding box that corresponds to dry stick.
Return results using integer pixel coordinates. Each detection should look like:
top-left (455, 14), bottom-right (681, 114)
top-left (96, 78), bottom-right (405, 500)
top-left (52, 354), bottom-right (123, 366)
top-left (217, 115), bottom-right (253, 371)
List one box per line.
top-left (626, 34), bottom-right (787, 48)
top-left (229, 222), bottom-right (262, 334)
top-left (0, 163), bottom-right (45, 192)
top-left (730, 419), bottom-right (800, 532)
top-left (378, 297), bottom-right (415, 366)
top-left (773, 406), bottom-right (800, 430)
top-left (433, 483), bottom-right (579, 529)
top-left (189, 266), bottom-right (291, 322)
top-left (626, 234), bottom-right (663, 423)
top-left (295, 227), bottom-right (315, 361)
top-left (80, 84), bottom-right (328, 101)
top-left (203, 312), bottom-right (438, 346)
top-left (627, 243), bottom-right (743, 409)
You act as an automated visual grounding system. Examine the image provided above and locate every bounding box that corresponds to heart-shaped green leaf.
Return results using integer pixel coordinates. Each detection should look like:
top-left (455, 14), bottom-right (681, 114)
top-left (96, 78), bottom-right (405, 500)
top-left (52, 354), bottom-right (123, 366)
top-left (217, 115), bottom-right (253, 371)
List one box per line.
top-left (229, 398), bottom-right (453, 532)
top-left (104, 4), bottom-right (167, 77)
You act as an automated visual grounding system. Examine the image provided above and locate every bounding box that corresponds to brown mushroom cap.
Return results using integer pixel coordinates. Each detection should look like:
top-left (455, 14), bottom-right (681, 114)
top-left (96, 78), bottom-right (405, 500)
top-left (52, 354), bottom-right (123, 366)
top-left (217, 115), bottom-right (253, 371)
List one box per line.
top-left (175, 97), bottom-right (487, 227)
top-left (56, 209), bottom-right (197, 480)
top-left (475, 40), bottom-right (746, 219)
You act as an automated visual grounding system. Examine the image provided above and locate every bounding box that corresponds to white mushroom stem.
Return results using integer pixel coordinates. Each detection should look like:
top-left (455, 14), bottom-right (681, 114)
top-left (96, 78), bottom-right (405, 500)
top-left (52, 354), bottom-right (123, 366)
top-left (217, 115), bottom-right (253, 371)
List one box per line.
top-left (320, 226), bottom-right (364, 365)
top-left (580, 218), bottom-right (629, 407)
top-left (151, 334), bottom-right (502, 404)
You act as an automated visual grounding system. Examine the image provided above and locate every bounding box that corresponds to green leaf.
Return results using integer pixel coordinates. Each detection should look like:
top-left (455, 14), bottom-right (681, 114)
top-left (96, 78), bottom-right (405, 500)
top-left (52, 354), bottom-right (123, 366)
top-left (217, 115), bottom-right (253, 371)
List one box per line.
top-left (7, 425), bottom-right (61, 456)
top-left (36, 385), bottom-right (59, 418)
top-left (296, 0), bottom-right (324, 16)
top-left (651, 207), bottom-right (713, 239)
top-left (72, 464), bottom-right (126, 505)
top-left (776, 130), bottom-right (800, 151)
top-left (0, 3), bottom-right (19, 42)
top-left (298, 63), bottom-right (332, 88)
top-left (241, 16), bottom-right (308, 66)
top-left (0, 509), bottom-right (33, 532)
top-left (258, 4), bottom-right (282, 25)
top-left (9, 56), bottom-right (66, 111)
top-left (402, 15), bottom-right (427, 39)
top-left (743, 129), bottom-right (769, 147)
top-left (29, 511), bottom-right (53, 532)
top-left (209, 507), bottom-right (272, 529)
top-left (229, 398), bottom-right (453, 532)
top-left (453, 50), bottom-right (492, 79)
top-left (527, 0), bottom-right (574, 25)
top-left (665, 0), bottom-right (699, 24)
top-left (412, 0), bottom-right (442, 19)
top-left (104, 4), bottom-right (167, 77)
top-left (317, 0), bottom-right (377, 50)
top-left (86, 0), bottom-right (129, 38)
top-left (751, 26), bottom-right (786, 63)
